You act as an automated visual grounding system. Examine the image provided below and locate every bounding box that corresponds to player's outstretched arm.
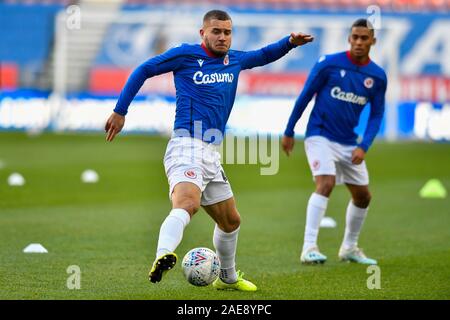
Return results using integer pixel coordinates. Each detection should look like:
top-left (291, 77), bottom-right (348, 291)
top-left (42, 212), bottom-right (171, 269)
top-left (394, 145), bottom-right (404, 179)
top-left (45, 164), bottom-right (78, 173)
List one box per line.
top-left (107, 45), bottom-right (186, 142)
top-left (238, 33), bottom-right (314, 70)
top-left (105, 112), bottom-right (125, 142)
top-left (289, 32), bottom-right (314, 46)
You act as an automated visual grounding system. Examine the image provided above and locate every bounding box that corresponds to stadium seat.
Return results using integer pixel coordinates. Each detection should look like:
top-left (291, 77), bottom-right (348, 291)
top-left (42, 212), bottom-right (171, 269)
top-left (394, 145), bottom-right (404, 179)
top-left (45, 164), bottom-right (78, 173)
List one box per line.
top-left (0, 63), bottom-right (19, 89)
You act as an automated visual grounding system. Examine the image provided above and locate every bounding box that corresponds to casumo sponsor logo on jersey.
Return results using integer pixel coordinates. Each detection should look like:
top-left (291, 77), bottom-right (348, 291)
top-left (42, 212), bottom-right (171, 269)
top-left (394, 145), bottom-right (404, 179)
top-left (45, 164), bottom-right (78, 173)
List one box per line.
top-left (330, 87), bottom-right (367, 105)
top-left (193, 71), bottom-right (234, 85)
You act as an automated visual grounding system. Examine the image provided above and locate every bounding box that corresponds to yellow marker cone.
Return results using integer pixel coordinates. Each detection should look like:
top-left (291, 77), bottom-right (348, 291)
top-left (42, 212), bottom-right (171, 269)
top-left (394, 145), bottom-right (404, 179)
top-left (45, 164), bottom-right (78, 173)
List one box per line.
top-left (419, 179), bottom-right (447, 199)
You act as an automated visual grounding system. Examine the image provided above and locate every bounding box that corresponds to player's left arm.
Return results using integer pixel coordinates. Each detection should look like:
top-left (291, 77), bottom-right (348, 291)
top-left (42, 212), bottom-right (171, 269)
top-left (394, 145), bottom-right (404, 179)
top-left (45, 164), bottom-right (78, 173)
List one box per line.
top-left (238, 33), bottom-right (313, 70)
top-left (352, 78), bottom-right (388, 164)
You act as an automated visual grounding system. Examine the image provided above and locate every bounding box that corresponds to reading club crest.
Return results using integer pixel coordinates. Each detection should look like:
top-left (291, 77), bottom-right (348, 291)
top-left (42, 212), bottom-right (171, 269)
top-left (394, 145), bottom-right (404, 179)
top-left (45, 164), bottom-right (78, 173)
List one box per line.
top-left (364, 77), bottom-right (374, 89)
top-left (312, 160), bottom-right (321, 171)
top-left (184, 170), bottom-right (197, 179)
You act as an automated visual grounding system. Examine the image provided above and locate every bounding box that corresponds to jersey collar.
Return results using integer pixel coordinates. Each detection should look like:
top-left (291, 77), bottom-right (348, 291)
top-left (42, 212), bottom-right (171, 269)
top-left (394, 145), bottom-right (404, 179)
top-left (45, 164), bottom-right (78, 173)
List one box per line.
top-left (201, 43), bottom-right (221, 58)
top-left (346, 51), bottom-right (371, 66)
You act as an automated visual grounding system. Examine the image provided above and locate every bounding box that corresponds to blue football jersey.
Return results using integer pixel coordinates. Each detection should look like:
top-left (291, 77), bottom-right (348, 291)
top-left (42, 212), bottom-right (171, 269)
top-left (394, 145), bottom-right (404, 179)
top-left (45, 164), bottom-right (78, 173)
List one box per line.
top-left (284, 51), bottom-right (387, 152)
top-left (114, 36), bottom-right (297, 143)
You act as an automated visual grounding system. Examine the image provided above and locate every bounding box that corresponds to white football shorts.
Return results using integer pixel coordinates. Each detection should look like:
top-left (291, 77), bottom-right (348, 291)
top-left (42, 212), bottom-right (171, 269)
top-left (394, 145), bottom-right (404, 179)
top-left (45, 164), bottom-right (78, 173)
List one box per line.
top-left (163, 136), bottom-right (233, 206)
top-left (304, 135), bottom-right (369, 186)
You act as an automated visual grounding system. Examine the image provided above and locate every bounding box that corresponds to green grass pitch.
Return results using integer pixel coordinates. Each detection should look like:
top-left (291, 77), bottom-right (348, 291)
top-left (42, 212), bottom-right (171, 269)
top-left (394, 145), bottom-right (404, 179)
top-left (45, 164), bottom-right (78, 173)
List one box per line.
top-left (0, 132), bottom-right (449, 299)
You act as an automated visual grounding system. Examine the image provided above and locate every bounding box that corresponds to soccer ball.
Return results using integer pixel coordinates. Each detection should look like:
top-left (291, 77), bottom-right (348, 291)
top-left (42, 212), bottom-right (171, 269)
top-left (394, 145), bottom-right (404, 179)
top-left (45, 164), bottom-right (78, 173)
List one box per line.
top-left (182, 247), bottom-right (220, 286)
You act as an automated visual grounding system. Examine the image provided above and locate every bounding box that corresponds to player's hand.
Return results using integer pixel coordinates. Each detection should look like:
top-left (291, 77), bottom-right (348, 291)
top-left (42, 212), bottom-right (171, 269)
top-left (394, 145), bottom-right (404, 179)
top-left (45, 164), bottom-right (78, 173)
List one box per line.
top-left (289, 32), bottom-right (314, 46)
top-left (282, 135), bottom-right (295, 157)
top-left (105, 112), bottom-right (125, 142)
top-left (351, 147), bottom-right (366, 165)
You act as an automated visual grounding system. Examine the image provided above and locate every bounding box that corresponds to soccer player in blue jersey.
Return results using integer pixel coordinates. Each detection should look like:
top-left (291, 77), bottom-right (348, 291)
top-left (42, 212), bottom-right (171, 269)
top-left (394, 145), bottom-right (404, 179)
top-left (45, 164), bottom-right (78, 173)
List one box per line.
top-left (282, 19), bottom-right (386, 265)
top-left (105, 10), bottom-right (313, 291)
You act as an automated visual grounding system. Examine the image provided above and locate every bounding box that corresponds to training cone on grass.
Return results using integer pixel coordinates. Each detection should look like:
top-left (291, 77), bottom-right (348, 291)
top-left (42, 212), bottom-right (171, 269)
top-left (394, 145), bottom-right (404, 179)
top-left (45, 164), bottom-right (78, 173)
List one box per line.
top-left (419, 179), bottom-right (447, 199)
top-left (8, 173), bottom-right (25, 186)
top-left (23, 243), bottom-right (48, 253)
top-left (81, 169), bottom-right (99, 184)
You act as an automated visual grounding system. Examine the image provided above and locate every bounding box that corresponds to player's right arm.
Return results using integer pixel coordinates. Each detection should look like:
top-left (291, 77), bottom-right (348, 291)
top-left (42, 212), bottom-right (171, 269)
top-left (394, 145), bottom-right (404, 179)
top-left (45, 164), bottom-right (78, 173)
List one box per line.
top-left (282, 58), bottom-right (328, 156)
top-left (105, 45), bottom-right (186, 142)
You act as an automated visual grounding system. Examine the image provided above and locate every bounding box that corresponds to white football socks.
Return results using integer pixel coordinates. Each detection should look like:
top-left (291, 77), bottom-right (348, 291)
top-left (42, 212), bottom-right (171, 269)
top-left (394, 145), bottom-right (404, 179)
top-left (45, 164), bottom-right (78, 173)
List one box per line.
top-left (213, 224), bottom-right (239, 284)
top-left (303, 192), bottom-right (329, 252)
top-left (156, 208), bottom-right (190, 259)
top-left (342, 201), bottom-right (368, 250)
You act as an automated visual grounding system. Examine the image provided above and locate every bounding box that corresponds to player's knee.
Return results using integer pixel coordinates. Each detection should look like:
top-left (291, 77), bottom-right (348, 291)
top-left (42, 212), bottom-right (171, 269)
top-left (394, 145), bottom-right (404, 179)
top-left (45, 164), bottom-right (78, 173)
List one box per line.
top-left (316, 180), bottom-right (335, 197)
top-left (354, 191), bottom-right (371, 208)
top-left (177, 198), bottom-right (200, 216)
top-left (221, 212), bottom-right (241, 233)
top-left (229, 214), bottom-right (241, 231)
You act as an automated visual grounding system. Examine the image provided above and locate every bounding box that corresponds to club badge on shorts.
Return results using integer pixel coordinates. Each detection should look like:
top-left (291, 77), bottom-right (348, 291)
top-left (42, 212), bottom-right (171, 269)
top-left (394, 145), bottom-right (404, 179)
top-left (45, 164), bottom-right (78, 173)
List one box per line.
top-left (364, 77), bottom-right (374, 89)
top-left (184, 170), bottom-right (197, 179)
top-left (312, 160), bottom-right (321, 171)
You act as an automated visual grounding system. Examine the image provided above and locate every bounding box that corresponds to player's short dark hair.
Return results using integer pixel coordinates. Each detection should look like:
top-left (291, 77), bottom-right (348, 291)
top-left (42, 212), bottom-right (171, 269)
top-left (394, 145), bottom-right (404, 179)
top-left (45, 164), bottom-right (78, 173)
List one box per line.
top-left (351, 18), bottom-right (375, 36)
top-left (203, 10), bottom-right (232, 23)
